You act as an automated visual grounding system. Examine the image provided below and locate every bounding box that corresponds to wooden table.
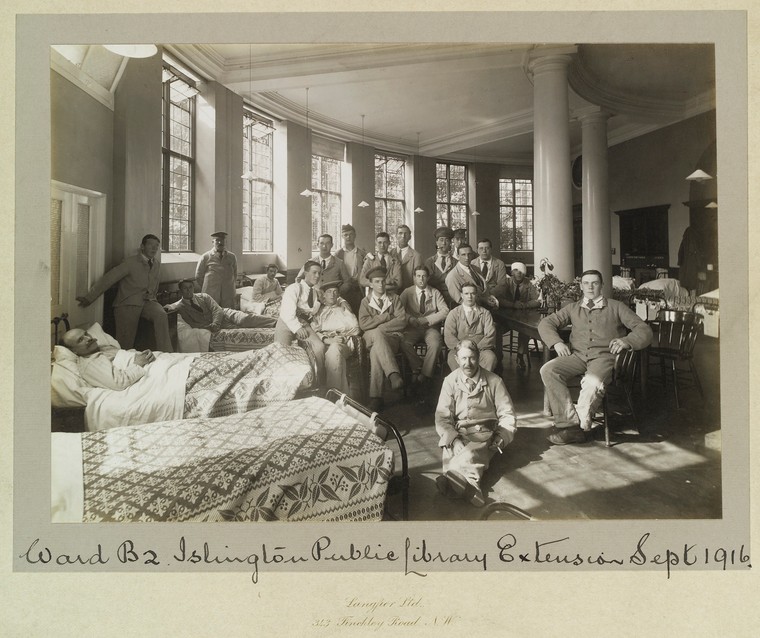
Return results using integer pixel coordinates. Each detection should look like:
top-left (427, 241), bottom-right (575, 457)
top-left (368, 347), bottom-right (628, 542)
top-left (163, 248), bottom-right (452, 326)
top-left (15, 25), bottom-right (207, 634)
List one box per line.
top-left (492, 308), bottom-right (554, 414)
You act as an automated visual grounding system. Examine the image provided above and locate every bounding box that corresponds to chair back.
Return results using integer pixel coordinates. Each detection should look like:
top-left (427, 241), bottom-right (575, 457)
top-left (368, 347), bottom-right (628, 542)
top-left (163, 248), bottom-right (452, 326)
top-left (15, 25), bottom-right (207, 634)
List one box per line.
top-left (654, 310), bottom-right (702, 358)
top-left (612, 348), bottom-right (639, 391)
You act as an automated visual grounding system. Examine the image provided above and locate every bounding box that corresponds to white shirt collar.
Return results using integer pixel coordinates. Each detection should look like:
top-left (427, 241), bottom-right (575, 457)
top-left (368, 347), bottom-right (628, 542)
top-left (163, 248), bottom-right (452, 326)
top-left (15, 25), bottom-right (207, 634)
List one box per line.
top-left (584, 295), bottom-right (605, 309)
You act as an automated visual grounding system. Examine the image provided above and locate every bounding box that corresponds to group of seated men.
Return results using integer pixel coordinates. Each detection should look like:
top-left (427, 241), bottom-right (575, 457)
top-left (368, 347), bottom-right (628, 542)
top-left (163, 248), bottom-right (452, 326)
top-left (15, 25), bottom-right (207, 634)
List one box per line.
top-left (71, 225), bottom-right (653, 510)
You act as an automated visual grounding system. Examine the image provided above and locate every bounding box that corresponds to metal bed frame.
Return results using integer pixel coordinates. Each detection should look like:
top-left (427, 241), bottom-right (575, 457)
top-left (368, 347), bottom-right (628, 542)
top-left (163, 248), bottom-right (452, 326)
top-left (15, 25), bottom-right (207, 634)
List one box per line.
top-left (325, 388), bottom-right (409, 521)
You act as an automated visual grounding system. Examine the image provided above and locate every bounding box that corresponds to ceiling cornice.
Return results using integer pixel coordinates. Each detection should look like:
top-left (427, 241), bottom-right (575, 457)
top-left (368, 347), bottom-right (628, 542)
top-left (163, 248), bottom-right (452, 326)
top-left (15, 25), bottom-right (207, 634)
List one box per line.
top-left (568, 56), bottom-right (715, 121)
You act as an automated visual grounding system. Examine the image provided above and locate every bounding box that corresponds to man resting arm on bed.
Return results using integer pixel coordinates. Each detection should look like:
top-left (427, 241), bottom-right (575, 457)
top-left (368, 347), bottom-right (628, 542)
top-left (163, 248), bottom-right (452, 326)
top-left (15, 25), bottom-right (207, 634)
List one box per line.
top-left (62, 328), bottom-right (155, 391)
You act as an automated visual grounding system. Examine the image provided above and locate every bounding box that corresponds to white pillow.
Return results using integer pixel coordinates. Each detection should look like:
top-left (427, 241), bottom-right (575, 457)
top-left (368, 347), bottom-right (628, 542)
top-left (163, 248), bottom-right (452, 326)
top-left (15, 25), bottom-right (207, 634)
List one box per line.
top-left (237, 287), bottom-right (267, 315)
top-left (50, 322), bottom-right (120, 408)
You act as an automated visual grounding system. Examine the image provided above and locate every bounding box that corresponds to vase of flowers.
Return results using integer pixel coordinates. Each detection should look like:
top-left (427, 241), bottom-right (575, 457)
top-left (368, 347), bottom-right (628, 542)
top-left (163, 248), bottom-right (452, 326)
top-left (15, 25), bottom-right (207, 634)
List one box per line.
top-left (533, 258), bottom-right (581, 312)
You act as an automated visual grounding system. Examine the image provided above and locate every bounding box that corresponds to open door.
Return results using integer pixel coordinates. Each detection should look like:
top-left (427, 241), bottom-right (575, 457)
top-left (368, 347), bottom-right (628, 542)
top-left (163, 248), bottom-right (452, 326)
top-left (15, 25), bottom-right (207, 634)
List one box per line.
top-left (50, 181), bottom-right (106, 330)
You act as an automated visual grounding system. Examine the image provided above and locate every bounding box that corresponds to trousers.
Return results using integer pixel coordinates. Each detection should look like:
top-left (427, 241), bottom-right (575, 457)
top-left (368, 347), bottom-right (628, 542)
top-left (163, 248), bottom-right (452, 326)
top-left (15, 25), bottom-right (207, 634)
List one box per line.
top-left (363, 329), bottom-right (402, 398)
top-left (539, 353), bottom-right (615, 430)
top-left (402, 326), bottom-right (442, 378)
top-left (442, 439), bottom-right (497, 489)
top-left (114, 301), bottom-right (173, 352)
top-left (274, 318), bottom-right (326, 384)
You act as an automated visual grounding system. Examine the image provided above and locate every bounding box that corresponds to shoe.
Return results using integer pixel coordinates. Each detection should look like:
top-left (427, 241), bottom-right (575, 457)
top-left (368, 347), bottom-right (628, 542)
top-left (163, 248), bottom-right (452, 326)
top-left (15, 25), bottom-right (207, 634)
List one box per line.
top-left (367, 397), bottom-right (385, 413)
top-left (444, 470), bottom-right (486, 508)
top-left (516, 354), bottom-right (526, 370)
top-left (435, 475), bottom-right (455, 498)
top-left (547, 426), bottom-right (588, 445)
top-left (389, 372), bottom-right (404, 391)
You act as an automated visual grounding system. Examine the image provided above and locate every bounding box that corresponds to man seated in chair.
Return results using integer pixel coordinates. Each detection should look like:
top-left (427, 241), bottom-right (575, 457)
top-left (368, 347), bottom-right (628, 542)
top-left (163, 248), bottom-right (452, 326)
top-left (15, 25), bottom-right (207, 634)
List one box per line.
top-left (358, 266), bottom-right (408, 412)
top-left (399, 265), bottom-right (449, 390)
top-left (275, 260), bottom-right (326, 378)
top-left (434, 339), bottom-right (516, 507)
top-left (164, 278), bottom-right (276, 344)
top-left (497, 261), bottom-right (541, 369)
top-left (443, 282), bottom-right (498, 372)
top-left (61, 328), bottom-right (155, 390)
top-left (311, 280), bottom-right (361, 395)
top-left (251, 264), bottom-right (283, 303)
top-left (538, 269), bottom-right (653, 445)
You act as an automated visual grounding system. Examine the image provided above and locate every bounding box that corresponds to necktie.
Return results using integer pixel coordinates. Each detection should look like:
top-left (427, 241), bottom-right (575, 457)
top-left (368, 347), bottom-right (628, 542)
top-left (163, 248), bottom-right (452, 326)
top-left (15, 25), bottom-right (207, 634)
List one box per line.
top-left (380, 255), bottom-right (387, 270)
top-left (439, 256), bottom-right (446, 272)
top-left (587, 299), bottom-right (595, 310)
top-left (321, 259), bottom-right (326, 271)
top-left (513, 284), bottom-right (520, 302)
top-left (482, 261), bottom-right (488, 278)
top-left (148, 258), bottom-right (154, 270)
top-left (419, 290), bottom-right (426, 314)
top-left (465, 378), bottom-right (476, 392)
top-left (190, 298), bottom-right (202, 313)
top-left (307, 287), bottom-right (314, 308)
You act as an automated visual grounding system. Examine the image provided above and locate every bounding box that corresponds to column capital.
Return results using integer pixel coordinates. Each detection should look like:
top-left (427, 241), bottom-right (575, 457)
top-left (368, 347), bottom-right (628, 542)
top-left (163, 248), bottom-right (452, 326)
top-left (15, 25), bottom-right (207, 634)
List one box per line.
top-left (576, 107), bottom-right (612, 127)
top-left (526, 46), bottom-right (577, 78)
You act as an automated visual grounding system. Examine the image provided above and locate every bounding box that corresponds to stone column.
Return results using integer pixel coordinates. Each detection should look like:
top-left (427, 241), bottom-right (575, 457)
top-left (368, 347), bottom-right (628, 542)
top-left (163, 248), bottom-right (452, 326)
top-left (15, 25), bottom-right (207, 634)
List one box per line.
top-left (529, 53), bottom-right (574, 281)
top-left (580, 109), bottom-right (612, 296)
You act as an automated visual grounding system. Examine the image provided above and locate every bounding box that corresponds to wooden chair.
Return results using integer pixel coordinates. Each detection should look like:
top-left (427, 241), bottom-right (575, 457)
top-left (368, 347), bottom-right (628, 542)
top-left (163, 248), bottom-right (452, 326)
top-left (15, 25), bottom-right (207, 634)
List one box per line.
top-left (593, 348), bottom-right (641, 447)
top-left (646, 310), bottom-right (704, 409)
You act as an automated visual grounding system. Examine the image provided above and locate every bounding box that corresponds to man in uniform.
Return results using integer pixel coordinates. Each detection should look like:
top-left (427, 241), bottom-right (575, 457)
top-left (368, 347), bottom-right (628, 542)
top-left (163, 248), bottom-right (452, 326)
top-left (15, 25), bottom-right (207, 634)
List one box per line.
top-left (443, 282), bottom-right (497, 372)
top-left (359, 232), bottom-right (402, 295)
top-left (195, 231), bottom-right (238, 308)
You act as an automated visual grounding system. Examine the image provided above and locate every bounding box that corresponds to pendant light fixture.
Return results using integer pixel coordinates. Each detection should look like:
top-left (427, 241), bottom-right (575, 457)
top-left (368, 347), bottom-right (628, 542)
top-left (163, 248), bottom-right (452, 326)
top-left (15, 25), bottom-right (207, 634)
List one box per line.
top-left (413, 132), bottom-right (424, 214)
top-left (357, 114), bottom-right (370, 208)
top-left (685, 169), bottom-right (713, 182)
top-left (471, 141), bottom-right (480, 217)
top-left (300, 87), bottom-right (315, 197)
top-left (103, 44), bottom-right (158, 58)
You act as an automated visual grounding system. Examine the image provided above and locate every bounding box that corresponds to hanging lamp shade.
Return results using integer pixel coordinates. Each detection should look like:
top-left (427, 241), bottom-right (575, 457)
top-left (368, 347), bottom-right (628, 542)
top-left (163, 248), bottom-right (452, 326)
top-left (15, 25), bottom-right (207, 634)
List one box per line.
top-left (414, 207), bottom-right (424, 214)
top-left (103, 44), bottom-right (158, 58)
top-left (705, 201), bottom-right (718, 209)
top-left (686, 169), bottom-right (713, 182)
top-left (300, 88), bottom-right (313, 197)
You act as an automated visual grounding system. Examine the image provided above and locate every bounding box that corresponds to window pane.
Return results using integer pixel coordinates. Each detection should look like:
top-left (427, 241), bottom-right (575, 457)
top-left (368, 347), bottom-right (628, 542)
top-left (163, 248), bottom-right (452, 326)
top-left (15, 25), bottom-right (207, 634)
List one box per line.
top-left (242, 113), bottom-right (274, 252)
top-left (499, 178), bottom-right (534, 251)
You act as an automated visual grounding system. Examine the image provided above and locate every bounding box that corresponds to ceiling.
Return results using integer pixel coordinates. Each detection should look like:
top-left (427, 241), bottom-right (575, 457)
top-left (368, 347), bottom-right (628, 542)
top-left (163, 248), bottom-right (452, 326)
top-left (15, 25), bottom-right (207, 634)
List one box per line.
top-left (53, 42), bottom-right (715, 165)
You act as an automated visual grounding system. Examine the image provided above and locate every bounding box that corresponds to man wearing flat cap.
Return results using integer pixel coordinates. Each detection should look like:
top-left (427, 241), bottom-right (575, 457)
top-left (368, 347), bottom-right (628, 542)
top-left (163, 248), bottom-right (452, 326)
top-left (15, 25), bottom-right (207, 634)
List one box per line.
top-left (195, 231), bottom-right (238, 308)
top-left (358, 266), bottom-right (408, 412)
top-left (335, 223), bottom-right (367, 314)
top-left (497, 261), bottom-right (540, 369)
top-left (311, 280), bottom-right (361, 395)
top-left (425, 226), bottom-right (457, 306)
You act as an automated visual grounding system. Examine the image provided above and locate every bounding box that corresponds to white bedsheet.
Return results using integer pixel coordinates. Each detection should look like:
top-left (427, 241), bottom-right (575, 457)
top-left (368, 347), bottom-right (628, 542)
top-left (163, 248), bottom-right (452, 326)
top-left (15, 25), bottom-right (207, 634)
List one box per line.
top-left (84, 351), bottom-right (197, 432)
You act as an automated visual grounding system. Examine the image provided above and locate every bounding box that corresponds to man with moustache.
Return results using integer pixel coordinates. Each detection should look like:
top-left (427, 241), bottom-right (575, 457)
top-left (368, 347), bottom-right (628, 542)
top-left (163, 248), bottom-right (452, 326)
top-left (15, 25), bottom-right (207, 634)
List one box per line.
top-left (195, 231), bottom-right (238, 308)
top-left (434, 339), bottom-right (517, 507)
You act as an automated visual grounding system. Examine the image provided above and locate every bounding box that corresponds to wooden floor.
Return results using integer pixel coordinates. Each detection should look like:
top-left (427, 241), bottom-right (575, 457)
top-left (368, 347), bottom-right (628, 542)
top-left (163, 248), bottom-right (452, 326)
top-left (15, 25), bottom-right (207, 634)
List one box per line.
top-left (380, 335), bottom-right (722, 521)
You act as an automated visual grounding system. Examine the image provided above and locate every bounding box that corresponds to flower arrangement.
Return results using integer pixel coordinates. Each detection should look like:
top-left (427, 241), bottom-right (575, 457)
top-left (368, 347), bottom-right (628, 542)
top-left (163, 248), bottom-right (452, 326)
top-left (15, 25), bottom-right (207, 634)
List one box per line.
top-left (533, 258), bottom-right (581, 311)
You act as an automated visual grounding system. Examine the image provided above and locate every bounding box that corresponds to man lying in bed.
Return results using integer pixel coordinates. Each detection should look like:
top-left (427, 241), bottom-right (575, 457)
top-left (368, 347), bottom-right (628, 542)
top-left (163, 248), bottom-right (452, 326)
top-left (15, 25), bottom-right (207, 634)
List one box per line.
top-left (62, 328), bottom-right (155, 390)
top-left (167, 278), bottom-right (277, 332)
top-left (53, 323), bottom-right (316, 431)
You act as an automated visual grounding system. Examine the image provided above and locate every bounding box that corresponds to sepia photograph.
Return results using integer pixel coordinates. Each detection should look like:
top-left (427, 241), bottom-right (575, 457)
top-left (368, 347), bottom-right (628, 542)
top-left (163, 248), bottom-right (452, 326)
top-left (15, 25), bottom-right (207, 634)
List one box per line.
top-left (6, 6), bottom-right (754, 635)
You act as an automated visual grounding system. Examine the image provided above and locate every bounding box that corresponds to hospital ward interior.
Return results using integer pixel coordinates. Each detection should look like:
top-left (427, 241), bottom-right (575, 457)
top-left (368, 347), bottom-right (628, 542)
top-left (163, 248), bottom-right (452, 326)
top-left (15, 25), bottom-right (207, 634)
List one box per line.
top-left (48, 43), bottom-right (722, 523)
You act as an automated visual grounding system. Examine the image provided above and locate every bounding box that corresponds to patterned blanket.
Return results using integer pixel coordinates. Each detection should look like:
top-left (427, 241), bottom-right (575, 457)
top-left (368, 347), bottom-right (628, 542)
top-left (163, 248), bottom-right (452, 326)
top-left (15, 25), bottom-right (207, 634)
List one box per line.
top-left (183, 342), bottom-right (315, 419)
top-left (80, 396), bottom-right (392, 522)
top-left (209, 298), bottom-right (281, 352)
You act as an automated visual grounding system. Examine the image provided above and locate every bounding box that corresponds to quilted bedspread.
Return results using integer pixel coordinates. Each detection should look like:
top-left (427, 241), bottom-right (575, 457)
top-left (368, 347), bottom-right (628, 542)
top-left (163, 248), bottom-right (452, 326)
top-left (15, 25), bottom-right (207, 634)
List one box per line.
top-left (80, 396), bottom-right (393, 522)
top-left (183, 342), bottom-right (315, 419)
top-left (209, 298), bottom-right (281, 352)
